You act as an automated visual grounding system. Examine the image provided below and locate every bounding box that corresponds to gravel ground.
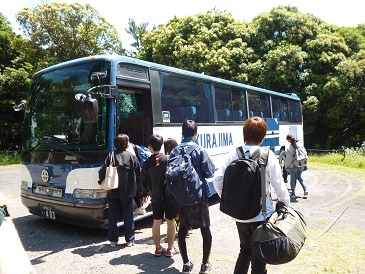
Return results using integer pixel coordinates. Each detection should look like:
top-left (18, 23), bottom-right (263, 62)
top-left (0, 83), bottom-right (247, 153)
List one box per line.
top-left (1, 164), bottom-right (364, 274)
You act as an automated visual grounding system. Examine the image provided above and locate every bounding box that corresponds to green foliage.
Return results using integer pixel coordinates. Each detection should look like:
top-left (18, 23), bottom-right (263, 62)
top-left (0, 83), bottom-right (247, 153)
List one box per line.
top-left (138, 10), bottom-right (252, 81)
top-left (15, 3), bottom-right (122, 66)
top-left (125, 17), bottom-right (149, 57)
top-left (0, 151), bottom-right (21, 165)
top-left (0, 14), bottom-right (31, 151)
top-left (310, 147), bottom-right (365, 170)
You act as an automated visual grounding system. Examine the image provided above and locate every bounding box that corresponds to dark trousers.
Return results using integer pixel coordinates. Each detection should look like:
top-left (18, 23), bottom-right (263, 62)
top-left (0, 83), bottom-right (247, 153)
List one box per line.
top-left (178, 224), bottom-right (212, 264)
top-left (234, 222), bottom-right (267, 274)
top-left (108, 197), bottom-right (135, 243)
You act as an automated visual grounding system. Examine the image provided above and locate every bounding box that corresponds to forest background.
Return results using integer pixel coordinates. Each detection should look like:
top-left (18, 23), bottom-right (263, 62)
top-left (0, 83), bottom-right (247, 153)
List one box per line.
top-left (1, 2), bottom-right (365, 152)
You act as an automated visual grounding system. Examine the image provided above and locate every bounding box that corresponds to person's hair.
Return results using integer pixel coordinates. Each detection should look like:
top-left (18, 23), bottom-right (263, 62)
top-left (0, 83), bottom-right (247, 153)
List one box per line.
top-left (286, 134), bottom-right (298, 149)
top-left (182, 120), bottom-right (197, 138)
top-left (164, 137), bottom-right (178, 155)
top-left (147, 134), bottom-right (164, 152)
top-left (243, 117), bottom-right (268, 145)
top-left (115, 134), bottom-right (129, 150)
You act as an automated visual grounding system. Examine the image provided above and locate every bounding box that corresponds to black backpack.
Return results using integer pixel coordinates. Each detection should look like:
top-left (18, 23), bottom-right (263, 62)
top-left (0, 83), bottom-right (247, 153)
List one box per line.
top-left (164, 144), bottom-right (203, 206)
top-left (219, 146), bottom-right (269, 220)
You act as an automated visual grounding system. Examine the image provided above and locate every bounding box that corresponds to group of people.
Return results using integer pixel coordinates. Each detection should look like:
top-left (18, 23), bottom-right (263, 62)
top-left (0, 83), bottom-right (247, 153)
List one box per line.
top-left (98, 117), bottom-right (307, 274)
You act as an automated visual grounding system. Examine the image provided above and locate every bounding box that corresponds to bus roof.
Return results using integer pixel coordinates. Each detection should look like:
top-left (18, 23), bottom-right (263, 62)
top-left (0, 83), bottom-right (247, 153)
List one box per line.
top-left (34, 55), bottom-right (300, 101)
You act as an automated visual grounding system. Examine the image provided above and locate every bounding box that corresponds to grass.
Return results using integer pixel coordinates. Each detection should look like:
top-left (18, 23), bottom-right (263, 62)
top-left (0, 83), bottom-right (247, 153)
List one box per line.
top-left (274, 227), bottom-right (365, 274)
top-left (309, 147), bottom-right (365, 170)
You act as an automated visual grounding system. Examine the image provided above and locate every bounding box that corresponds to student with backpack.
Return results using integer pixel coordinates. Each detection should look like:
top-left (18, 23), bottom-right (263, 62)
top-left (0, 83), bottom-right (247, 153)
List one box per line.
top-left (168, 120), bottom-right (215, 274)
top-left (213, 117), bottom-right (290, 274)
top-left (140, 134), bottom-right (179, 257)
top-left (284, 134), bottom-right (308, 199)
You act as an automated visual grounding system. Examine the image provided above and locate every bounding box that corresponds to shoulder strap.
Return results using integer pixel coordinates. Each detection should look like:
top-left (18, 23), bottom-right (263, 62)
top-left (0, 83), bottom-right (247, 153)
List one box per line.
top-left (109, 151), bottom-right (114, 166)
top-left (257, 147), bottom-right (270, 219)
top-left (184, 143), bottom-right (198, 155)
top-left (236, 146), bottom-right (245, 159)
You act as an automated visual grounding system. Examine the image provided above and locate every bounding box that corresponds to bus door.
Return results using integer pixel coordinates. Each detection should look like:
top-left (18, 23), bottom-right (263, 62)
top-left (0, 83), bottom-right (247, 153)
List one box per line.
top-left (116, 88), bottom-right (152, 146)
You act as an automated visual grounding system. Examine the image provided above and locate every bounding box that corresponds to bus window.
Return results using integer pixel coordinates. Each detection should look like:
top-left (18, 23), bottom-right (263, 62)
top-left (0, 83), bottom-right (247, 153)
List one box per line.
top-left (272, 97), bottom-right (289, 122)
top-left (260, 94), bottom-right (270, 117)
top-left (215, 86), bottom-right (232, 122)
top-left (247, 92), bottom-right (270, 118)
top-left (160, 73), bottom-right (213, 123)
top-left (288, 99), bottom-right (302, 123)
top-left (280, 98), bottom-right (289, 122)
top-left (232, 90), bottom-right (247, 122)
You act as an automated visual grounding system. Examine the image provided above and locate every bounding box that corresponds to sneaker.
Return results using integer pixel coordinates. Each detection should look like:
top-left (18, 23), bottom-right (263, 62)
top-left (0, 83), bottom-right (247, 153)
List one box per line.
top-left (182, 262), bottom-right (194, 274)
top-left (165, 247), bottom-right (179, 257)
top-left (154, 246), bottom-right (166, 256)
top-left (199, 262), bottom-right (212, 274)
top-left (110, 241), bottom-right (117, 247)
top-left (126, 241), bottom-right (134, 247)
top-left (304, 191), bottom-right (308, 196)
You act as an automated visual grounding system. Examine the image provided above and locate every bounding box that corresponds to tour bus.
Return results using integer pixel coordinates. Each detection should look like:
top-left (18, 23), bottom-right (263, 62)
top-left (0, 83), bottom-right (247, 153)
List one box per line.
top-left (17, 55), bottom-right (303, 228)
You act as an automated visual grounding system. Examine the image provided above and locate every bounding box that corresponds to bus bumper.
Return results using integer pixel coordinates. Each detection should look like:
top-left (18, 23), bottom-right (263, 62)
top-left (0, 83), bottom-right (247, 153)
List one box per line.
top-left (21, 194), bottom-right (109, 229)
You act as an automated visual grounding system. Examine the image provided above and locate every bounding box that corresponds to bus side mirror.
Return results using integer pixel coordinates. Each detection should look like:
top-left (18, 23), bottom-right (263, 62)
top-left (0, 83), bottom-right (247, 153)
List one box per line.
top-left (90, 71), bottom-right (107, 82)
top-left (75, 93), bottom-right (98, 124)
top-left (82, 98), bottom-right (98, 124)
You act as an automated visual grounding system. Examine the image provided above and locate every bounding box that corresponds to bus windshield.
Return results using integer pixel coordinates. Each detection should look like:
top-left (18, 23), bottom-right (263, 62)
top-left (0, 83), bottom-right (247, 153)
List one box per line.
top-left (24, 61), bottom-right (111, 150)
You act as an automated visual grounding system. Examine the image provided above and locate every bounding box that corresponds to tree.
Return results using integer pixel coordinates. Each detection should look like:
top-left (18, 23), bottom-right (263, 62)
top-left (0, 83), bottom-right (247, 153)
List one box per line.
top-left (138, 10), bottom-right (253, 82)
top-left (0, 13), bottom-right (31, 151)
top-left (247, 6), bottom-right (364, 148)
top-left (16, 2), bottom-right (123, 67)
top-left (125, 17), bottom-right (149, 57)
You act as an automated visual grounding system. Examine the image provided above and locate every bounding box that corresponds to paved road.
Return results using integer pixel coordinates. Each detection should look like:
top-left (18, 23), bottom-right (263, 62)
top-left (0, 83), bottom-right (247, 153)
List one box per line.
top-left (1, 164), bottom-right (364, 274)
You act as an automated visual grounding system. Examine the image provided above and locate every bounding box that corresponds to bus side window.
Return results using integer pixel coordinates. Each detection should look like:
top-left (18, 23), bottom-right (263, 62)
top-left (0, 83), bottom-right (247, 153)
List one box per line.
top-left (215, 86), bottom-right (232, 122)
top-left (196, 106), bottom-right (212, 123)
top-left (217, 109), bottom-right (231, 121)
top-left (232, 90), bottom-right (247, 122)
top-left (171, 106), bottom-right (196, 123)
top-left (233, 110), bottom-right (243, 121)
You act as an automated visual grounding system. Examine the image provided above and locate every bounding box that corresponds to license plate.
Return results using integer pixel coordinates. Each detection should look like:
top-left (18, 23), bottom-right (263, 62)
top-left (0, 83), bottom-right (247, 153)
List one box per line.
top-left (35, 185), bottom-right (63, 198)
top-left (40, 204), bottom-right (56, 220)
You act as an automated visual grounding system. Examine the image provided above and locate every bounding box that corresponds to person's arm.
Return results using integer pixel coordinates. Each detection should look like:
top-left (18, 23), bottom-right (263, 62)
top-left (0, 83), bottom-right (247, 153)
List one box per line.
top-left (199, 148), bottom-right (216, 178)
top-left (267, 151), bottom-right (290, 205)
top-left (139, 165), bottom-right (149, 196)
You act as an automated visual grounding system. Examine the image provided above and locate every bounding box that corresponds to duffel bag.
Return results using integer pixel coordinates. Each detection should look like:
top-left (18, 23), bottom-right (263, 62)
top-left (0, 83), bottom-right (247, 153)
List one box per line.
top-left (252, 201), bottom-right (307, 265)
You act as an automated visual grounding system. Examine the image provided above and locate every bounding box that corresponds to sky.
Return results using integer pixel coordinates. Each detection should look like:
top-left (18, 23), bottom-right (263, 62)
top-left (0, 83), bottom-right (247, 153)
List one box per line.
top-left (1, 0), bottom-right (365, 50)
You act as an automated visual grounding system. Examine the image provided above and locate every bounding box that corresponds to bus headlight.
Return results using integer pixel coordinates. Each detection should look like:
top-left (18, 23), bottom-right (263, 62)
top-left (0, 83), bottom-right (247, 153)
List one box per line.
top-left (73, 189), bottom-right (108, 199)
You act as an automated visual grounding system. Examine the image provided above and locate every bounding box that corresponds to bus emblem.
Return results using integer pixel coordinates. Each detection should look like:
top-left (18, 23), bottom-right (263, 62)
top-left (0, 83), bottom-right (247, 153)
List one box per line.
top-left (41, 169), bottom-right (50, 183)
